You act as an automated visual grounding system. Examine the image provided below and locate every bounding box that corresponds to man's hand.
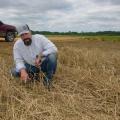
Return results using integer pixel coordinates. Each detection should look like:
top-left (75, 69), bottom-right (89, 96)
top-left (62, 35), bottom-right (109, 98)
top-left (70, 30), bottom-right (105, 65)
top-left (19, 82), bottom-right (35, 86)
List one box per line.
top-left (20, 68), bottom-right (29, 82)
top-left (35, 54), bottom-right (42, 67)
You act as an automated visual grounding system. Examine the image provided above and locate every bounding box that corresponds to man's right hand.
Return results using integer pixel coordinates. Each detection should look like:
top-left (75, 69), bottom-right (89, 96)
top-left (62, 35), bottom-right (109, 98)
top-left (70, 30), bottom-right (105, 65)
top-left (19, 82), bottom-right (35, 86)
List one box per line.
top-left (20, 68), bottom-right (29, 82)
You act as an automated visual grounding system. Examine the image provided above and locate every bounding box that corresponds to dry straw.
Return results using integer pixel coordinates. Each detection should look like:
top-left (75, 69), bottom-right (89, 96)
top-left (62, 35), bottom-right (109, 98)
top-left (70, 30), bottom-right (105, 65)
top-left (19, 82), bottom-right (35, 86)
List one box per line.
top-left (0, 36), bottom-right (120, 120)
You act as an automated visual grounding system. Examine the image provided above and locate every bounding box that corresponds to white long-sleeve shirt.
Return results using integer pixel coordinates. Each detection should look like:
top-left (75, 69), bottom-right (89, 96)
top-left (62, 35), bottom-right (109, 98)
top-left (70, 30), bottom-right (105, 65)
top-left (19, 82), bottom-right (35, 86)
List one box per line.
top-left (13, 34), bottom-right (58, 72)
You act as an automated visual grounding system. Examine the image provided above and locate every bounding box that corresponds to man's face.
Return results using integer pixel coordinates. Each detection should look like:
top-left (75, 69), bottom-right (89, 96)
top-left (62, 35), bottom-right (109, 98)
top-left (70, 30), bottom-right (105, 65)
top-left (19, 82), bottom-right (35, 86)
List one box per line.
top-left (21, 32), bottom-right (32, 46)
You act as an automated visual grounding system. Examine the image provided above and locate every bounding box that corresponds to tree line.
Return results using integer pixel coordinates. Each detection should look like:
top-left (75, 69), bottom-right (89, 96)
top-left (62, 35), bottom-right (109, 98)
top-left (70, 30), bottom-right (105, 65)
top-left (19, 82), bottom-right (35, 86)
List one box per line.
top-left (31, 31), bottom-right (120, 36)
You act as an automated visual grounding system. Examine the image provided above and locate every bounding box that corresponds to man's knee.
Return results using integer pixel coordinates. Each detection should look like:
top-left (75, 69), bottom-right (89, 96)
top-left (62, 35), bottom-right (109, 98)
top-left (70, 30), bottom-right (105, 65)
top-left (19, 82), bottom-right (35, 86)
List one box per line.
top-left (47, 53), bottom-right (57, 63)
top-left (10, 67), bottom-right (20, 77)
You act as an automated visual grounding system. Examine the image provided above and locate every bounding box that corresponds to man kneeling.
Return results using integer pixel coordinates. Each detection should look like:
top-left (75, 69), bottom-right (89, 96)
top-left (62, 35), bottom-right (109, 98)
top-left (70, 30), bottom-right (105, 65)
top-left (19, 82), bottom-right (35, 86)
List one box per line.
top-left (11, 24), bottom-right (58, 89)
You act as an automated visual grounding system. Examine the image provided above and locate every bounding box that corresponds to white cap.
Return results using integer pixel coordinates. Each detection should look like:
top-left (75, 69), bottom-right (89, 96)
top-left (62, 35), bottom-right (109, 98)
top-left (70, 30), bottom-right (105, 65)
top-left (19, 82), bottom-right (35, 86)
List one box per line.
top-left (17, 24), bottom-right (30, 36)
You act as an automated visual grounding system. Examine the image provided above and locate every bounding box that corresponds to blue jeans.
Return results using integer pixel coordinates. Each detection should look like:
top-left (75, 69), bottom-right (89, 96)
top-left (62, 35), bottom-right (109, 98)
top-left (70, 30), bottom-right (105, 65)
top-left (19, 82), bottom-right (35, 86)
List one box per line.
top-left (11, 53), bottom-right (57, 80)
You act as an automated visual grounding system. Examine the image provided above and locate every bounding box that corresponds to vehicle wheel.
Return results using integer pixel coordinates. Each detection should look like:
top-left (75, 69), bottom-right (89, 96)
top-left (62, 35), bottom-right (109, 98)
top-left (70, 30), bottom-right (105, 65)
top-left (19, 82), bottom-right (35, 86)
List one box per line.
top-left (5, 31), bottom-right (15, 42)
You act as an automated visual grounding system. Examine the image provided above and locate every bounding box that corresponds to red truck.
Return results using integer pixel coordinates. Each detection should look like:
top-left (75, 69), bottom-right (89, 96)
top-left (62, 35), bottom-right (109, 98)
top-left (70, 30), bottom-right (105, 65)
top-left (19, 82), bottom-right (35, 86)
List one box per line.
top-left (0, 21), bottom-right (17, 42)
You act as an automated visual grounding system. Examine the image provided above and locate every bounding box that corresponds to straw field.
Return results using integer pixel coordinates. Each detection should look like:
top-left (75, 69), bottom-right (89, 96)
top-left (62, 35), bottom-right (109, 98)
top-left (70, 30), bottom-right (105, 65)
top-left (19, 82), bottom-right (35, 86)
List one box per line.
top-left (0, 36), bottom-right (120, 120)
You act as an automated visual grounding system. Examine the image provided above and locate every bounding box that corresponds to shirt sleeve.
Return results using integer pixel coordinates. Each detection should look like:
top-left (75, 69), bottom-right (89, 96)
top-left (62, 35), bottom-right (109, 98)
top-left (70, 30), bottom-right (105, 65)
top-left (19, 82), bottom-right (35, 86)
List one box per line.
top-left (41, 35), bottom-right (58, 56)
top-left (13, 45), bottom-right (26, 72)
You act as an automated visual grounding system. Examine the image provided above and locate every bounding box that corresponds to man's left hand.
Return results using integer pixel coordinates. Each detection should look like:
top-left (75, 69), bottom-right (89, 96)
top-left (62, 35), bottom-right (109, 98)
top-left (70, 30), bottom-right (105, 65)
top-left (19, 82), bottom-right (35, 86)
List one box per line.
top-left (35, 55), bottom-right (42, 67)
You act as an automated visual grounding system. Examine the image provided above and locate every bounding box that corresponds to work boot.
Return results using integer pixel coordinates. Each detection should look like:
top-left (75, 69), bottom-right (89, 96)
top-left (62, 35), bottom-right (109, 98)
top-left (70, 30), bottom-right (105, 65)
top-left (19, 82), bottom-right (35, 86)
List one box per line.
top-left (43, 77), bottom-right (52, 91)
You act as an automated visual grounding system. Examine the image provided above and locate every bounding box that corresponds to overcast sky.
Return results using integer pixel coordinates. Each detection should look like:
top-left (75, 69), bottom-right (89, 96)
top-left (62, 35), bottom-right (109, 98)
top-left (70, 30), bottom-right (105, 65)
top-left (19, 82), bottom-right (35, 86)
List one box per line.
top-left (0, 0), bottom-right (120, 32)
